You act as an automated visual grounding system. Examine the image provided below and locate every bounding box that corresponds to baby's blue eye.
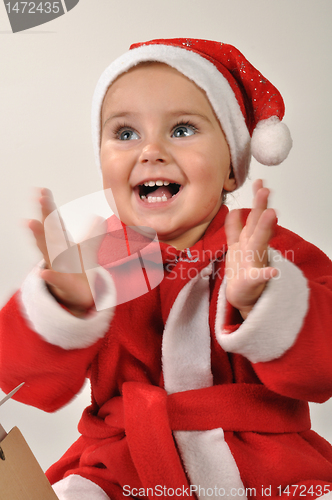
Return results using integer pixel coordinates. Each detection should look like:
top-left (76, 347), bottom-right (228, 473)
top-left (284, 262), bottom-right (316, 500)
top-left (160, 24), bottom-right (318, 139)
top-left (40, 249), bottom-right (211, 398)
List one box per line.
top-left (172, 125), bottom-right (196, 138)
top-left (118, 129), bottom-right (139, 141)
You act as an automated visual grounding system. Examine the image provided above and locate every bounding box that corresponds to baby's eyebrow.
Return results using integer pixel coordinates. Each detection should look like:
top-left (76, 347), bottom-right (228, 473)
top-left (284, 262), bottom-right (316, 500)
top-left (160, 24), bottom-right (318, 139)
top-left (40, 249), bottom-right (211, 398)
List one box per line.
top-left (168, 111), bottom-right (211, 122)
top-left (102, 112), bottom-right (137, 128)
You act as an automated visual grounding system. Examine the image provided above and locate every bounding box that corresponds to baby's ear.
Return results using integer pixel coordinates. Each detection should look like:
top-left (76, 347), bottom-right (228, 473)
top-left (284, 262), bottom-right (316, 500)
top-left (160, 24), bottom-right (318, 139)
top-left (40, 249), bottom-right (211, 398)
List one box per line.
top-left (224, 165), bottom-right (237, 192)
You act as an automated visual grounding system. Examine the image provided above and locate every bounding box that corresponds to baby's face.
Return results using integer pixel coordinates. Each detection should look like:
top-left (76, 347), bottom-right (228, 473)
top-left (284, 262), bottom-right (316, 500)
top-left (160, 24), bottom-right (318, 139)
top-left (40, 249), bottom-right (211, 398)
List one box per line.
top-left (100, 63), bottom-right (235, 250)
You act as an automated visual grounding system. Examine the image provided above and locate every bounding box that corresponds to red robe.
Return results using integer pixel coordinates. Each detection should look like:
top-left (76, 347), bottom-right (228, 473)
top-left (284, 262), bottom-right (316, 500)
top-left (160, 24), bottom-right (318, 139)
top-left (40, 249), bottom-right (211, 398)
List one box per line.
top-left (1, 205), bottom-right (332, 499)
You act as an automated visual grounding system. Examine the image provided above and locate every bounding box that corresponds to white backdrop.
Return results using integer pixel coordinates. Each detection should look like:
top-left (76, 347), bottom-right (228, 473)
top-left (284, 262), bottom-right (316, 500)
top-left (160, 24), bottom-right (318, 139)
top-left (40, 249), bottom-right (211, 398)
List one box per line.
top-left (0, 0), bottom-right (331, 472)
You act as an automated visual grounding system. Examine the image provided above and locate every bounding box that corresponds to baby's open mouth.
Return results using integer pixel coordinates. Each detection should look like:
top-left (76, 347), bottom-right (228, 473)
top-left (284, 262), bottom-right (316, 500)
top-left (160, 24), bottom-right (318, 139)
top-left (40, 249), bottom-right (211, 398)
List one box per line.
top-left (137, 180), bottom-right (181, 203)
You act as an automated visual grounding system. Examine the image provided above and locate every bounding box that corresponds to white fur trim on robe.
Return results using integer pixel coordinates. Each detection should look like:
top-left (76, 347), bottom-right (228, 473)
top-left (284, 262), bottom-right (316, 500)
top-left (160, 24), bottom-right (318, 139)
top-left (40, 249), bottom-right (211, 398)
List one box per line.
top-left (53, 475), bottom-right (110, 500)
top-left (175, 430), bottom-right (245, 498)
top-left (162, 264), bottom-right (213, 393)
top-left (215, 248), bottom-right (310, 363)
top-left (162, 264), bottom-right (246, 500)
top-left (19, 263), bottom-right (115, 350)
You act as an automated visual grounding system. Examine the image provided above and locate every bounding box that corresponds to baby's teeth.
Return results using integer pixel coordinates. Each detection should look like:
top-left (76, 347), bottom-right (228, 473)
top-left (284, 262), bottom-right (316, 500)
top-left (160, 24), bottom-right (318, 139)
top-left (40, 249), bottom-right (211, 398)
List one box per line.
top-left (147, 195), bottom-right (168, 203)
top-left (143, 180), bottom-right (170, 186)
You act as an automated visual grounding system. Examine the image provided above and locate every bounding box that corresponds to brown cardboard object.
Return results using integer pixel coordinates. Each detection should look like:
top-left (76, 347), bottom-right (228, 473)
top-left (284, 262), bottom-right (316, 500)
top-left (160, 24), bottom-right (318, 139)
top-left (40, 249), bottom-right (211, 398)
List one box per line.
top-left (0, 426), bottom-right (58, 500)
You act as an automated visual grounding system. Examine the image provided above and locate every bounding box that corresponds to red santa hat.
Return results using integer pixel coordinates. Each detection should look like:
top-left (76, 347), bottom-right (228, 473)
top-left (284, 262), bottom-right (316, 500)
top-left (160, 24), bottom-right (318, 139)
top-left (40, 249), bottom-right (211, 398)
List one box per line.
top-left (92, 38), bottom-right (292, 187)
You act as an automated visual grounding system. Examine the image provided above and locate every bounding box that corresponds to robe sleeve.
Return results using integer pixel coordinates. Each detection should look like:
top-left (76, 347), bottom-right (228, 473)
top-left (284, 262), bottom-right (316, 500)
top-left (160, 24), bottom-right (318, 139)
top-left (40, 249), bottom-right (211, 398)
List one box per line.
top-left (0, 264), bottom-right (115, 412)
top-left (215, 225), bottom-right (332, 403)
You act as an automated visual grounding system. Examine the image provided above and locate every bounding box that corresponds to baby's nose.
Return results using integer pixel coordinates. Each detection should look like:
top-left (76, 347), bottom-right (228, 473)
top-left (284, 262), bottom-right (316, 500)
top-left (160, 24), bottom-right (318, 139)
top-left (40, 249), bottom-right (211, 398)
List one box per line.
top-left (139, 142), bottom-right (169, 164)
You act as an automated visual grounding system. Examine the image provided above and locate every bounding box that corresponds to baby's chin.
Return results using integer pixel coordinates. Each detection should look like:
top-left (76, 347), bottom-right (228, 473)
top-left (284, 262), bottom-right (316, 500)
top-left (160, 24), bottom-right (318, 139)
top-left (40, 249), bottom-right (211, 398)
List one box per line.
top-left (156, 227), bottom-right (204, 251)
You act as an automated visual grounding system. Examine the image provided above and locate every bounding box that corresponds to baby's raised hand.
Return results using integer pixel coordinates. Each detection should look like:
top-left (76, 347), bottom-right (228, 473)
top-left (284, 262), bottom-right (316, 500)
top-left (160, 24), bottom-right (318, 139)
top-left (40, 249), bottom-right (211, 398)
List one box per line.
top-left (225, 179), bottom-right (278, 319)
top-left (28, 189), bottom-right (103, 317)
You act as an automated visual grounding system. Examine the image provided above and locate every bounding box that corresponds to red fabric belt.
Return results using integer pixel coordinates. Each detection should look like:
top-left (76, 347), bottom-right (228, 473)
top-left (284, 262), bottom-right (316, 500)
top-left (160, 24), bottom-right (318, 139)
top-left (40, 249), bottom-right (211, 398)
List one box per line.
top-left (81, 382), bottom-right (311, 438)
top-left (166, 383), bottom-right (311, 433)
top-left (78, 382), bottom-right (311, 499)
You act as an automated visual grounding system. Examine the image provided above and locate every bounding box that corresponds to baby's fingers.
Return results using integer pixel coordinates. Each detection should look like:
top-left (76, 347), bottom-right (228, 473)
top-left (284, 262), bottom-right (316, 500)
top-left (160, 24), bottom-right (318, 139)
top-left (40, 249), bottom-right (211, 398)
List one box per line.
top-left (28, 218), bottom-right (51, 267)
top-left (39, 188), bottom-right (57, 223)
top-left (245, 185), bottom-right (270, 239)
top-left (39, 188), bottom-right (74, 248)
top-left (225, 209), bottom-right (242, 247)
top-left (249, 208), bottom-right (276, 261)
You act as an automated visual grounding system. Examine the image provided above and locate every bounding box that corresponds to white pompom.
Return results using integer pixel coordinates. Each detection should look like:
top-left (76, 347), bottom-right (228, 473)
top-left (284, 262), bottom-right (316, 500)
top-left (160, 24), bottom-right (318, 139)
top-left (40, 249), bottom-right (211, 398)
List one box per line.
top-left (251, 116), bottom-right (293, 166)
